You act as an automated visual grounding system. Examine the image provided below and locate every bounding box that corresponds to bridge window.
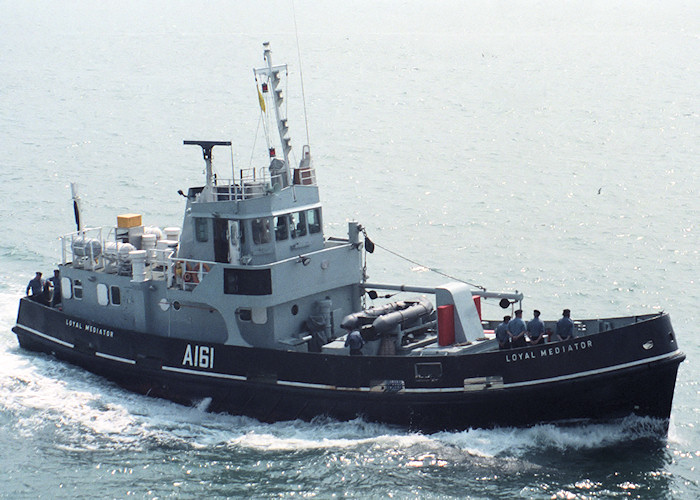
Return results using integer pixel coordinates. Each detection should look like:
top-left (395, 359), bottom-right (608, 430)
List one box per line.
top-left (289, 213), bottom-right (298, 238)
top-left (274, 215), bottom-right (289, 241)
top-left (252, 217), bottom-right (271, 244)
top-left (73, 279), bottom-right (83, 300)
top-left (291, 211), bottom-right (307, 238)
top-left (307, 208), bottom-right (321, 234)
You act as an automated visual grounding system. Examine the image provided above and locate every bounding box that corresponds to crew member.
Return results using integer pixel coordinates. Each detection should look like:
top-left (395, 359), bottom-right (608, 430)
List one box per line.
top-left (26, 272), bottom-right (44, 301)
top-left (49, 269), bottom-right (62, 307)
top-left (495, 315), bottom-right (511, 350)
top-left (344, 328), bottom-right (365, 356)
top-left (527, 309), bottom-right (545, 345)
top-left (555, 309), bottom-right (575, 340)
top-left (508, 309), bottom-right (527, 348)
top-left (40, 281), bottom-right (52, 306)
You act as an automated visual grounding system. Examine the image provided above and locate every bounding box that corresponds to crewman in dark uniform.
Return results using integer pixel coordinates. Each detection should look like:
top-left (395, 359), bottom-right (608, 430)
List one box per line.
top-left (495, 315), bottom-right (511, 350)
top-left (26, 272), bottom-right (44, 301)
top-left (508, 310), bottom-right (527, 348)
top-left (527, 309), bottom-right (545, 344)
top-left (344, 328), bottom-right (365, 355)
top-left (556, 309), bottom-right (575, 340)
top-left (49, 269), bottom-right (62, 307)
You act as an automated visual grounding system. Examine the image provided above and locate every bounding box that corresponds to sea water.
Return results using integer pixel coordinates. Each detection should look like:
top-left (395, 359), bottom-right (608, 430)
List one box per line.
top-left (0, 0), bottom-right (698, 498)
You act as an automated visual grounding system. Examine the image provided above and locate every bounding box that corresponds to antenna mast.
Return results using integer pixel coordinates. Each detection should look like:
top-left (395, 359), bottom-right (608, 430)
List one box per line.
top-left (254, 43), bottom-right (292, 185)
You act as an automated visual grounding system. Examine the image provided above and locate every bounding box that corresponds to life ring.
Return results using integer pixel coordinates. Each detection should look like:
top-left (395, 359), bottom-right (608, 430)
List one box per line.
top-left (184, 262), bottom-right (211, 284)
top-left (184, 262), bottom-right (200, 284)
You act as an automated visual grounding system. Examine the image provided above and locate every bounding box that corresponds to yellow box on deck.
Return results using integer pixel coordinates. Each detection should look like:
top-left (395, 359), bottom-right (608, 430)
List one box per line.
top-left (117, 214), bottom-right (142, 228)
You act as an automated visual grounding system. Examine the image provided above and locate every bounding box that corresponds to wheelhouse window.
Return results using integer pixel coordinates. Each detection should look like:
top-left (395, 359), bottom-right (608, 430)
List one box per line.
top-left (291, 211), bottom-right (307, 238)
top-left (274, 215), bottom-right (289, 241)
top-left (73, 279), bottom-right (83, 300)
top-left (289, 213), bottom-right (298, 239)
top-left (252, 217), bottom-right (271, 245)
top-left (195, 217), bottom-right (209, 242)
top-left (307, 208), bottom-right (321, 234)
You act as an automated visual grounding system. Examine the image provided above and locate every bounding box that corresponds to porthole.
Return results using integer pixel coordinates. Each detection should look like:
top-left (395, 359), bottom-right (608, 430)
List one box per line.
top-left (291, 304), bottom-right (299, 315)
top-left (110, 286), bottom-right (121, 305)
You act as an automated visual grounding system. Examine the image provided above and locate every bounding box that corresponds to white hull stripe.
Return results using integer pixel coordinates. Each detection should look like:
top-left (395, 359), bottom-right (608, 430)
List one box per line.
top-left (95, 352), bottom-right (136, 365)
top-left (18, 324), bottom-right (137, 365)
top-left (17, 324), bottom-right (681, 394)
top-left (500, 350), bottom-right (682, 389)
top-left (159, 368), bottom-right (372, 392)
top-left (16, 324), bottom-right (74, 349)
top-left (277, 379), bottom-right (369, 392)
top-left (162, 365), bottom-right (246, 381)
top-left (163, 350), bottom-right (682, 393)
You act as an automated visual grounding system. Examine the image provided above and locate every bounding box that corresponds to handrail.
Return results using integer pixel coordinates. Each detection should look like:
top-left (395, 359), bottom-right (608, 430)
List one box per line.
top-left (362, 282), bottom-right (524, 302)
top-left (213, 179), bottom-right (269, 201)
top-left (170, 257), bottom-right (215, 290)
top-left (59, 227), bottom-right (218, 292)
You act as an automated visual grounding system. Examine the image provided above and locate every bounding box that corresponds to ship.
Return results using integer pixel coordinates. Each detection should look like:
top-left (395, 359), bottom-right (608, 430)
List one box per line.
top-left (13, 43), bottom-right (685, 432)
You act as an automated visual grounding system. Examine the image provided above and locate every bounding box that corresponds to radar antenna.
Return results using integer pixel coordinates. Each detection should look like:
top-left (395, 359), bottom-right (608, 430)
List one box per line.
top-left (183, 140), bottom-right (232, 194)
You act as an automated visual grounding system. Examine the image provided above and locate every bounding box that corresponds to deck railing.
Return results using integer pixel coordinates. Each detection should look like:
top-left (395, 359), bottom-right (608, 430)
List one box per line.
top-left (212, 164), bottom-right (317, 202)
top-left (60, 227), bottom-right (213, 291)
top-left (170, 258), bottom-right (214, 291)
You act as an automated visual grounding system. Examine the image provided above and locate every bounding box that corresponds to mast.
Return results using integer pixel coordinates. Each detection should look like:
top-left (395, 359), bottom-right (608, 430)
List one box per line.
top-left (254, 42), bottom-right (292, 186)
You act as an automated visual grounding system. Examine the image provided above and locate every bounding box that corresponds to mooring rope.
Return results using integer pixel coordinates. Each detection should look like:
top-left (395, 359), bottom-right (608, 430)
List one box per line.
top-left (360, 227), bottom-right (486, 291)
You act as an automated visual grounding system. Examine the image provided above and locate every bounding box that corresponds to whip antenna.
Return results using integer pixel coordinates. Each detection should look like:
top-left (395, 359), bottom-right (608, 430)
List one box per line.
top-left (70, 182), bottom-right (82, 232)
top-left (292, 0), bottom-right (310, 146)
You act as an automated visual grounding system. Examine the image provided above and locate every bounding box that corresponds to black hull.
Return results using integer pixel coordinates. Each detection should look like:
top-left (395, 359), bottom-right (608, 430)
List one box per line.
top-left (13, 298), bottom-right (685, 432)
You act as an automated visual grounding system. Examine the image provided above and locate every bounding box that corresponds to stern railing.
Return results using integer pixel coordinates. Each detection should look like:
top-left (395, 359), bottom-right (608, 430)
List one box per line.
top-left (60, 227), bottom-right (213, 291)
